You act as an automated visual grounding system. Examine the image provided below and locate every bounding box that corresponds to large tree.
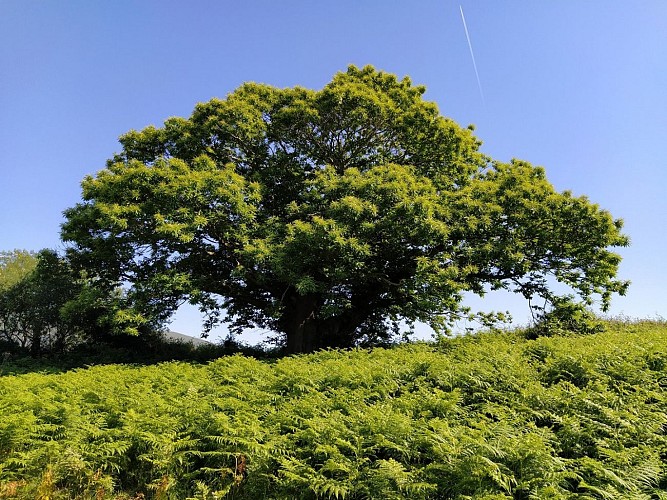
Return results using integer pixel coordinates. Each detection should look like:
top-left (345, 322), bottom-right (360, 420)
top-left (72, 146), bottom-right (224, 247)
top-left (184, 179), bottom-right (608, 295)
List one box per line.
top-left (62, 66), bottom-right (628, 353)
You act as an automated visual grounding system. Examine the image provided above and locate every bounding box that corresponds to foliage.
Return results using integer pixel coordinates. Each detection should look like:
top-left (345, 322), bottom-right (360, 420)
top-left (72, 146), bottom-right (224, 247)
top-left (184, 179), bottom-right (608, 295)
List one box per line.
top-left (0, 249), bottom-right (270, 363)
top-left (0, 333), bottom-right (272, 377)
top-left (61, 65), bottom-right (629, 353)
top-left (0, 249), bottom-right (140, 356)
top-left (1, 320), bottom-right (666, 498)
top-left (0, 250), bottom-right (87, 355)
top-left (524, 296), bottom-right (605, 339)
top-left (0, 251), bottom-right (36, 353)
top-left (0, 251), bottom-right (37, 290)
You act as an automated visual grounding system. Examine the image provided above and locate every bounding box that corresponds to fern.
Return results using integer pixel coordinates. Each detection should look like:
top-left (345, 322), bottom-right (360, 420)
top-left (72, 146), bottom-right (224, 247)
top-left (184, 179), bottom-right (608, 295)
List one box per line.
top-left (0, 321), bottom-right (666, 498)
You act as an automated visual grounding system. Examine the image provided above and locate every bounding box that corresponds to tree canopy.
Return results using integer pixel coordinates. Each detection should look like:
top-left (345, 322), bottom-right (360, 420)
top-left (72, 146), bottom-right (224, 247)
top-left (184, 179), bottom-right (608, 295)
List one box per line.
top-left (62, 65), bottom-right (628, 353)
top-left (0, 248), bottom-right (147, 356)
top-left (0, 250), bottom-right (84, 354)
top-left (0, 250), bottom-right (37, 290)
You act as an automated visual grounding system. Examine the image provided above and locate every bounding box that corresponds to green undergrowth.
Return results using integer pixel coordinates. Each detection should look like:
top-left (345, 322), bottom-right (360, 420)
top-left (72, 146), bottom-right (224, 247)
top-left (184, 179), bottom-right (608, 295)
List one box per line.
top-left (0, 336), bottom-right (274, 377)
top-left (1, 320), bottom-right (667, 499)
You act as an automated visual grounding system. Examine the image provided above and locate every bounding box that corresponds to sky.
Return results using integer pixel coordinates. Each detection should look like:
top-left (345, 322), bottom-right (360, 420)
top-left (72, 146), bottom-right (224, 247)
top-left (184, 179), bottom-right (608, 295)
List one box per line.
top-left (1, 1), bottom-right (665, 343)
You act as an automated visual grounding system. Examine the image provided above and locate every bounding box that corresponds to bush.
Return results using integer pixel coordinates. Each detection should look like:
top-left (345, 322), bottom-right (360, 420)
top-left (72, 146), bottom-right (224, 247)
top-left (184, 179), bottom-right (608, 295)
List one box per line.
top-left (524, 297), bottom-right (605, 339)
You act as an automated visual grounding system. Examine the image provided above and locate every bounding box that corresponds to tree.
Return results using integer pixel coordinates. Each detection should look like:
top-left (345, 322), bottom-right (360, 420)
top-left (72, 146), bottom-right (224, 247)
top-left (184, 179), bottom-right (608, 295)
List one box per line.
top-left (61, 65), bottom-right (629, 353)
top-left (0, 250), bottom-right (37, 351)
top-left (0, 250), bottom-right (84, 354)
top-left (0, 250), bottom-right (37, 289)
top-left (0, 249), bottom-right (152, 356)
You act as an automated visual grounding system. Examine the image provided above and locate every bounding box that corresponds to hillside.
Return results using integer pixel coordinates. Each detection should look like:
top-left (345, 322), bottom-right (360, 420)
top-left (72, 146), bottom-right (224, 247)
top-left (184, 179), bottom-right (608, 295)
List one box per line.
top-left (1, 320), bottom-right (666, 499)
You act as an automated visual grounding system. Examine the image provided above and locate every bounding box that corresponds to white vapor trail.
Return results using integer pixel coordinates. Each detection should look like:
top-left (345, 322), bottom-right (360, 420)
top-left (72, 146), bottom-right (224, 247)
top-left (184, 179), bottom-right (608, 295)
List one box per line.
top-left (459, 5), bottom-right (485, 104)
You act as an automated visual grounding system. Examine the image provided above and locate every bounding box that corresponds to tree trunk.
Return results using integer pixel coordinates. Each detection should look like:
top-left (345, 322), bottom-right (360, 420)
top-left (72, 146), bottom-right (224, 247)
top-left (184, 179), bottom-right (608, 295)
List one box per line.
top-left (283, 293), bottom-right (320, 354)
top-left (281, 291), bottom-right (367, 354)
top-left (29, 328), bottom-right (41, 356)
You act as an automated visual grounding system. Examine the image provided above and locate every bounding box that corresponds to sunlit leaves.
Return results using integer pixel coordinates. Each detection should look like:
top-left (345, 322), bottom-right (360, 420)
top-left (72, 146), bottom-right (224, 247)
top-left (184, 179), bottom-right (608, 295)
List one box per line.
top-left (0, 251), bottom-right (37, 290)
top-left (1, 321), bottom-right (667, 498)
top-left (62, 65), bottom-right (628, 351)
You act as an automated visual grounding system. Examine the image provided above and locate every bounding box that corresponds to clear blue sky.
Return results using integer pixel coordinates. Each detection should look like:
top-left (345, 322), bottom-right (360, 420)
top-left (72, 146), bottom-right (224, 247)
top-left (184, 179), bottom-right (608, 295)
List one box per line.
top-left (1, 1), bottom-right (665, 341)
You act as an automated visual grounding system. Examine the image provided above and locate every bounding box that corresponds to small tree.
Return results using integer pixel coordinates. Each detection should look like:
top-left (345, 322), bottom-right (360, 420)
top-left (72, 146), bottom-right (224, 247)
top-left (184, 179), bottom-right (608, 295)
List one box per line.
top-left (0, 250), bottom-right (37, 351)
top-left (62, 66), bottom-right (629, 353)
top-left (0, 249), bottom-right (149, 356)
top-left (0, 250), bottom-right (82, 354)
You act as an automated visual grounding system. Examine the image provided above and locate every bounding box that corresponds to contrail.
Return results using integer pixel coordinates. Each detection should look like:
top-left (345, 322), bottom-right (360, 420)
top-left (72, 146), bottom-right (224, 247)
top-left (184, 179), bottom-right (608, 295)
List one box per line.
top-left (459, 5), bottom-right (485, 104)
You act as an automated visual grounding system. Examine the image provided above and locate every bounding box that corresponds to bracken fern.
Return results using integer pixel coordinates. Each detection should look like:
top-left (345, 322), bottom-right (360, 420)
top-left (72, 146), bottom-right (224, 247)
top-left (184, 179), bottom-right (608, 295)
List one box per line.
top-left (0, 320), bottom-right (666, 498)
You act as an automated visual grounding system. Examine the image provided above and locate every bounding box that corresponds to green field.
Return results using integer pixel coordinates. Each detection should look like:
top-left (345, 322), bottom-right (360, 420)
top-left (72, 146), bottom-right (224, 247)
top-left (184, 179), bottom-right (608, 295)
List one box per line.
top-left (1, 320), bottom-right (666, 499)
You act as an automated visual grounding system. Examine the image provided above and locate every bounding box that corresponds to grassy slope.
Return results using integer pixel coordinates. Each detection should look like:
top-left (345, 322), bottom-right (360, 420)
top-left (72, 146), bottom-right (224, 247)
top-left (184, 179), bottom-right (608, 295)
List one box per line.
top-left (0, 320), bottom-right (666, 499)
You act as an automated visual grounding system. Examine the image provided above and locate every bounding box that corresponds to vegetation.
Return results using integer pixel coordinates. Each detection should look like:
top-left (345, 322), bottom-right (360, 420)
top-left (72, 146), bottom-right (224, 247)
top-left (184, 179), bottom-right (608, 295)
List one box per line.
top-left (61, 65), bottom-right (628, 353)
top-left (0, 250), bottom-right (86, 356)
top-left (0, 251), bottom-right (37, 290)
top-left (1, 319), bottom-right (666, 499)
top-left (0, 66), bottom-right (641, 498)
top-left (0, 249), bottom-right (135, 357)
